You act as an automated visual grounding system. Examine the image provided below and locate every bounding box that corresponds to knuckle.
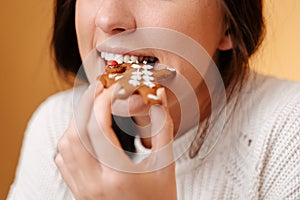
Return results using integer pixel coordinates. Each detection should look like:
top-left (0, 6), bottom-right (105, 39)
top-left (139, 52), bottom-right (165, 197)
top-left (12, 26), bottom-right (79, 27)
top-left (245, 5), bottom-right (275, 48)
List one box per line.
top-left (54, 154), bottom-right (63, 167)
top-left (67, 125), bottom-right (78, 138)
top-left (57, 137), bottom-right (70, 153)
top-left (107, 172), bottom-right (126, 190)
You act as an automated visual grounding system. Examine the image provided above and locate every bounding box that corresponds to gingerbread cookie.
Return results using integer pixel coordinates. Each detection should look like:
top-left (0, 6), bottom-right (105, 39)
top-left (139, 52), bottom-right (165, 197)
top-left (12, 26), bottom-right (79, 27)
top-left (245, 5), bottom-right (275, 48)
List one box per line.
top-left (98, 60), bottom-right (176, 104)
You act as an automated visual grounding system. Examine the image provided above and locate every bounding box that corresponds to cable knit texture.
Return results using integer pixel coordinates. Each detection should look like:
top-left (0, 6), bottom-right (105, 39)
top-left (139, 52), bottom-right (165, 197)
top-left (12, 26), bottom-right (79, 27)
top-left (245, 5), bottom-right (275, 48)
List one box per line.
top-left (7, 73), bottom-right (300, 200)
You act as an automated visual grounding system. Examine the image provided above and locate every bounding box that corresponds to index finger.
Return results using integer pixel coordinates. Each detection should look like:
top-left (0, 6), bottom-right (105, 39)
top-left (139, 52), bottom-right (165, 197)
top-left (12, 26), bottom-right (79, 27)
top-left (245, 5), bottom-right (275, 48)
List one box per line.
top-left (88, 84), bottom-right (133, 169)
top-left (150, 88), bottom-right (174, 150)
top-left (72, 82), bottom-right (104, 156)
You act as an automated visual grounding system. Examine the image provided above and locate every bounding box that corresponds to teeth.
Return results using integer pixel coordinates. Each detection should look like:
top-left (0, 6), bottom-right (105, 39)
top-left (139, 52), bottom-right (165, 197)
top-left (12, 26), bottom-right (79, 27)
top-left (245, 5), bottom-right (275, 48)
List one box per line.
top-left (130, 56), bottom-right (137, 63)
top-left (101, 52), bottom-right (106, 59)
top-left (114, 54), bottom-right (123, 64)
top-left (107, 53), bottom-right (114, 61)
top-left (124, 55), bottom-right (130, 63)
top-left (100, 52), bottom-right (157, 64)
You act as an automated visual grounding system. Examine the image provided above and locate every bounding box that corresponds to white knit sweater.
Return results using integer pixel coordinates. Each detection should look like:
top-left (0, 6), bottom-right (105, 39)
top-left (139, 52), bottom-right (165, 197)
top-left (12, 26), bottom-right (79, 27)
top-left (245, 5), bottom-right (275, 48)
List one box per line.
top-left (7, 73), bottom-right (300, 200)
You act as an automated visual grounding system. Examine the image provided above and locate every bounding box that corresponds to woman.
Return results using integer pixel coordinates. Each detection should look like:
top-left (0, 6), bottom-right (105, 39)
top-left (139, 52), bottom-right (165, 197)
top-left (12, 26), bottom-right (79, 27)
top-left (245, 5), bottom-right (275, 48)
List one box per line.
top-left (7, 0), bottom-right (300, 199)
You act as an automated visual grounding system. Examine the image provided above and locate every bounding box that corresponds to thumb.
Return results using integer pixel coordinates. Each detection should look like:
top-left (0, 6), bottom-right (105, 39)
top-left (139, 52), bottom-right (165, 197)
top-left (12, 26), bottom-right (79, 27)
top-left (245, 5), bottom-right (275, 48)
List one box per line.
top-left (150, 88), bottom-right (174, 150)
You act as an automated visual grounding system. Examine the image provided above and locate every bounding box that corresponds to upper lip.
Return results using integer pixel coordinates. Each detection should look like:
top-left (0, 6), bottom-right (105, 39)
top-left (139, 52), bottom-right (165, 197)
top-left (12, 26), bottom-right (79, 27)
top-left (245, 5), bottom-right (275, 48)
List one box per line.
top-left (96, 46), bottom-right (130, 55)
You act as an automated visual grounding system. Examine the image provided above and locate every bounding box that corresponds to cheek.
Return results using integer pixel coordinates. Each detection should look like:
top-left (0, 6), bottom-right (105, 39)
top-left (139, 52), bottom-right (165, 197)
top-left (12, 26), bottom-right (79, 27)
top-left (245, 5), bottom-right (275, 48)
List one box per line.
top-left (75, 0), bottom-right (98, 60)
top-left (141, 2), bottom-right (223, 57)
top-left (173, 16), bottom-right (223, 58)
top-left (140, 2), bottom-right (223, 87)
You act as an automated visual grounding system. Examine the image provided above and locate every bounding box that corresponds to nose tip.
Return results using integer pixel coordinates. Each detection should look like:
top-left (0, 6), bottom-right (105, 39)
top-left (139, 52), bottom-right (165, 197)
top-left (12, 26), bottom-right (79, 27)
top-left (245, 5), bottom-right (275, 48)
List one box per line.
top-left (95, 1), bottom-right (136, 34)
top-left (95, 15), bottom-right (127, 34)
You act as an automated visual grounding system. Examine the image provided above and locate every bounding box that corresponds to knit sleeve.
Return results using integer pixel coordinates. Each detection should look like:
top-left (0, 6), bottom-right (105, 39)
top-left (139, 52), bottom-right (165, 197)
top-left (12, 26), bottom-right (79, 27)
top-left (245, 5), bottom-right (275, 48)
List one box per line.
top-left (258, 91), bottom-right (300, 200)
top-left (6, 91), bottom-right (75, 200)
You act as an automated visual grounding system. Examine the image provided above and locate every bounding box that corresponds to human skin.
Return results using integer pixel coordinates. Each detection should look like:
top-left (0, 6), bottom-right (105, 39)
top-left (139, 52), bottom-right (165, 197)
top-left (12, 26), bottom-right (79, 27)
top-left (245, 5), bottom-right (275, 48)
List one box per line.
top-left (55, 0), bottom-right (232, 199)
top-left (75, 0), bottom-right (232, 135)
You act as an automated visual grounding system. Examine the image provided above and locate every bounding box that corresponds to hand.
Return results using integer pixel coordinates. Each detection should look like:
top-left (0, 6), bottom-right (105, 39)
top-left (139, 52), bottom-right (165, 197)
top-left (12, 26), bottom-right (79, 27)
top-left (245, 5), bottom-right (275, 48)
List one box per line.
top-left (55, 82), bottom-right (177, 200)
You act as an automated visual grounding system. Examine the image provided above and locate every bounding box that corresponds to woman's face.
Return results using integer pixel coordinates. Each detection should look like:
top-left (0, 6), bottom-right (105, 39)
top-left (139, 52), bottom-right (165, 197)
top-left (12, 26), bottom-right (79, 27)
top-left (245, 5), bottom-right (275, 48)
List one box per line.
top-left (75, 0), bottom-right (231, 119)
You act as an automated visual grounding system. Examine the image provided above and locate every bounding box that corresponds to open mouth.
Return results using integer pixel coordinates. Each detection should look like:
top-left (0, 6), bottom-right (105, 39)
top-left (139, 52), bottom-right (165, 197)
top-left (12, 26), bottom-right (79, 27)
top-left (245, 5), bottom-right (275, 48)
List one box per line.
top-left (100, 52), bottom-right (158, 67)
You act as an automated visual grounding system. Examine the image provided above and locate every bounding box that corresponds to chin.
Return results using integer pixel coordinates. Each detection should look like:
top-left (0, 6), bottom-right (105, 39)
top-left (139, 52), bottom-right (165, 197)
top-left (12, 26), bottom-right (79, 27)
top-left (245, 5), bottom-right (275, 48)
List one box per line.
top-left (111, 95), bottom-right (151, 117)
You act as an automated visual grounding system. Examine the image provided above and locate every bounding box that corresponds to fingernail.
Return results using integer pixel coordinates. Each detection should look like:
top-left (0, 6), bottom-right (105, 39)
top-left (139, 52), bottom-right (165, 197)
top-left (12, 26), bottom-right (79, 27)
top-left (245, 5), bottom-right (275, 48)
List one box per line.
top-left (156, 88), bottom-right (168, 107)
top-left (156, 87), bottom-right (164, 98)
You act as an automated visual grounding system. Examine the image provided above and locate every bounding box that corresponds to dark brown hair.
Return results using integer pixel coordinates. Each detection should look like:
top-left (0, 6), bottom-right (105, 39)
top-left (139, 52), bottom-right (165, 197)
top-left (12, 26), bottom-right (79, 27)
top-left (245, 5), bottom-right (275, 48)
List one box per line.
top-left (188, 0), bottom-right (265, 157)
top-left (218, 0), bottom-right (265, 99)
top-left (52, 0), bottom-right (82, 80)
top-left (51, 0), bottom-right (265, 156)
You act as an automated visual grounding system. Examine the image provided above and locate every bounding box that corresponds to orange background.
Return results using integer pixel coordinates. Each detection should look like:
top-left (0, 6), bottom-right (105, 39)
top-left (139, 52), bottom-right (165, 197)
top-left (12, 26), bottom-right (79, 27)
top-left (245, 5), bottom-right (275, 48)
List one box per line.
top-left (1, 0), bottom-right (300, 199)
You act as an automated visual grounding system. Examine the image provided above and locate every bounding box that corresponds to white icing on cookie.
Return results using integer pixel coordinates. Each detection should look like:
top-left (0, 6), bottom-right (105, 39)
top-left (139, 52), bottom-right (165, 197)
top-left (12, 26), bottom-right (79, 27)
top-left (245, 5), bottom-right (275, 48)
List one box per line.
top-left (129, 79), bottom-right (141, 87)
top-left (142, 65), bottom-right (154, 70)
top-left (147, 94), bottom-right (160, 101)
top-left (143, 81), bottom-right (156, 88)
top-left (118, 88), bottom-right (126, 95)
top-left (128, 64), bottom-right (155, 88)
top-left (166, 67), bottom-right (176, 72)
top-left (114, 75), bottom-right (123, 81)
top-left (128, 64), bottom-right (156, 88)
top-left (132, 64), bottom-right (142, 69)
top-left (108, 74), bottom-right (117, 79)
